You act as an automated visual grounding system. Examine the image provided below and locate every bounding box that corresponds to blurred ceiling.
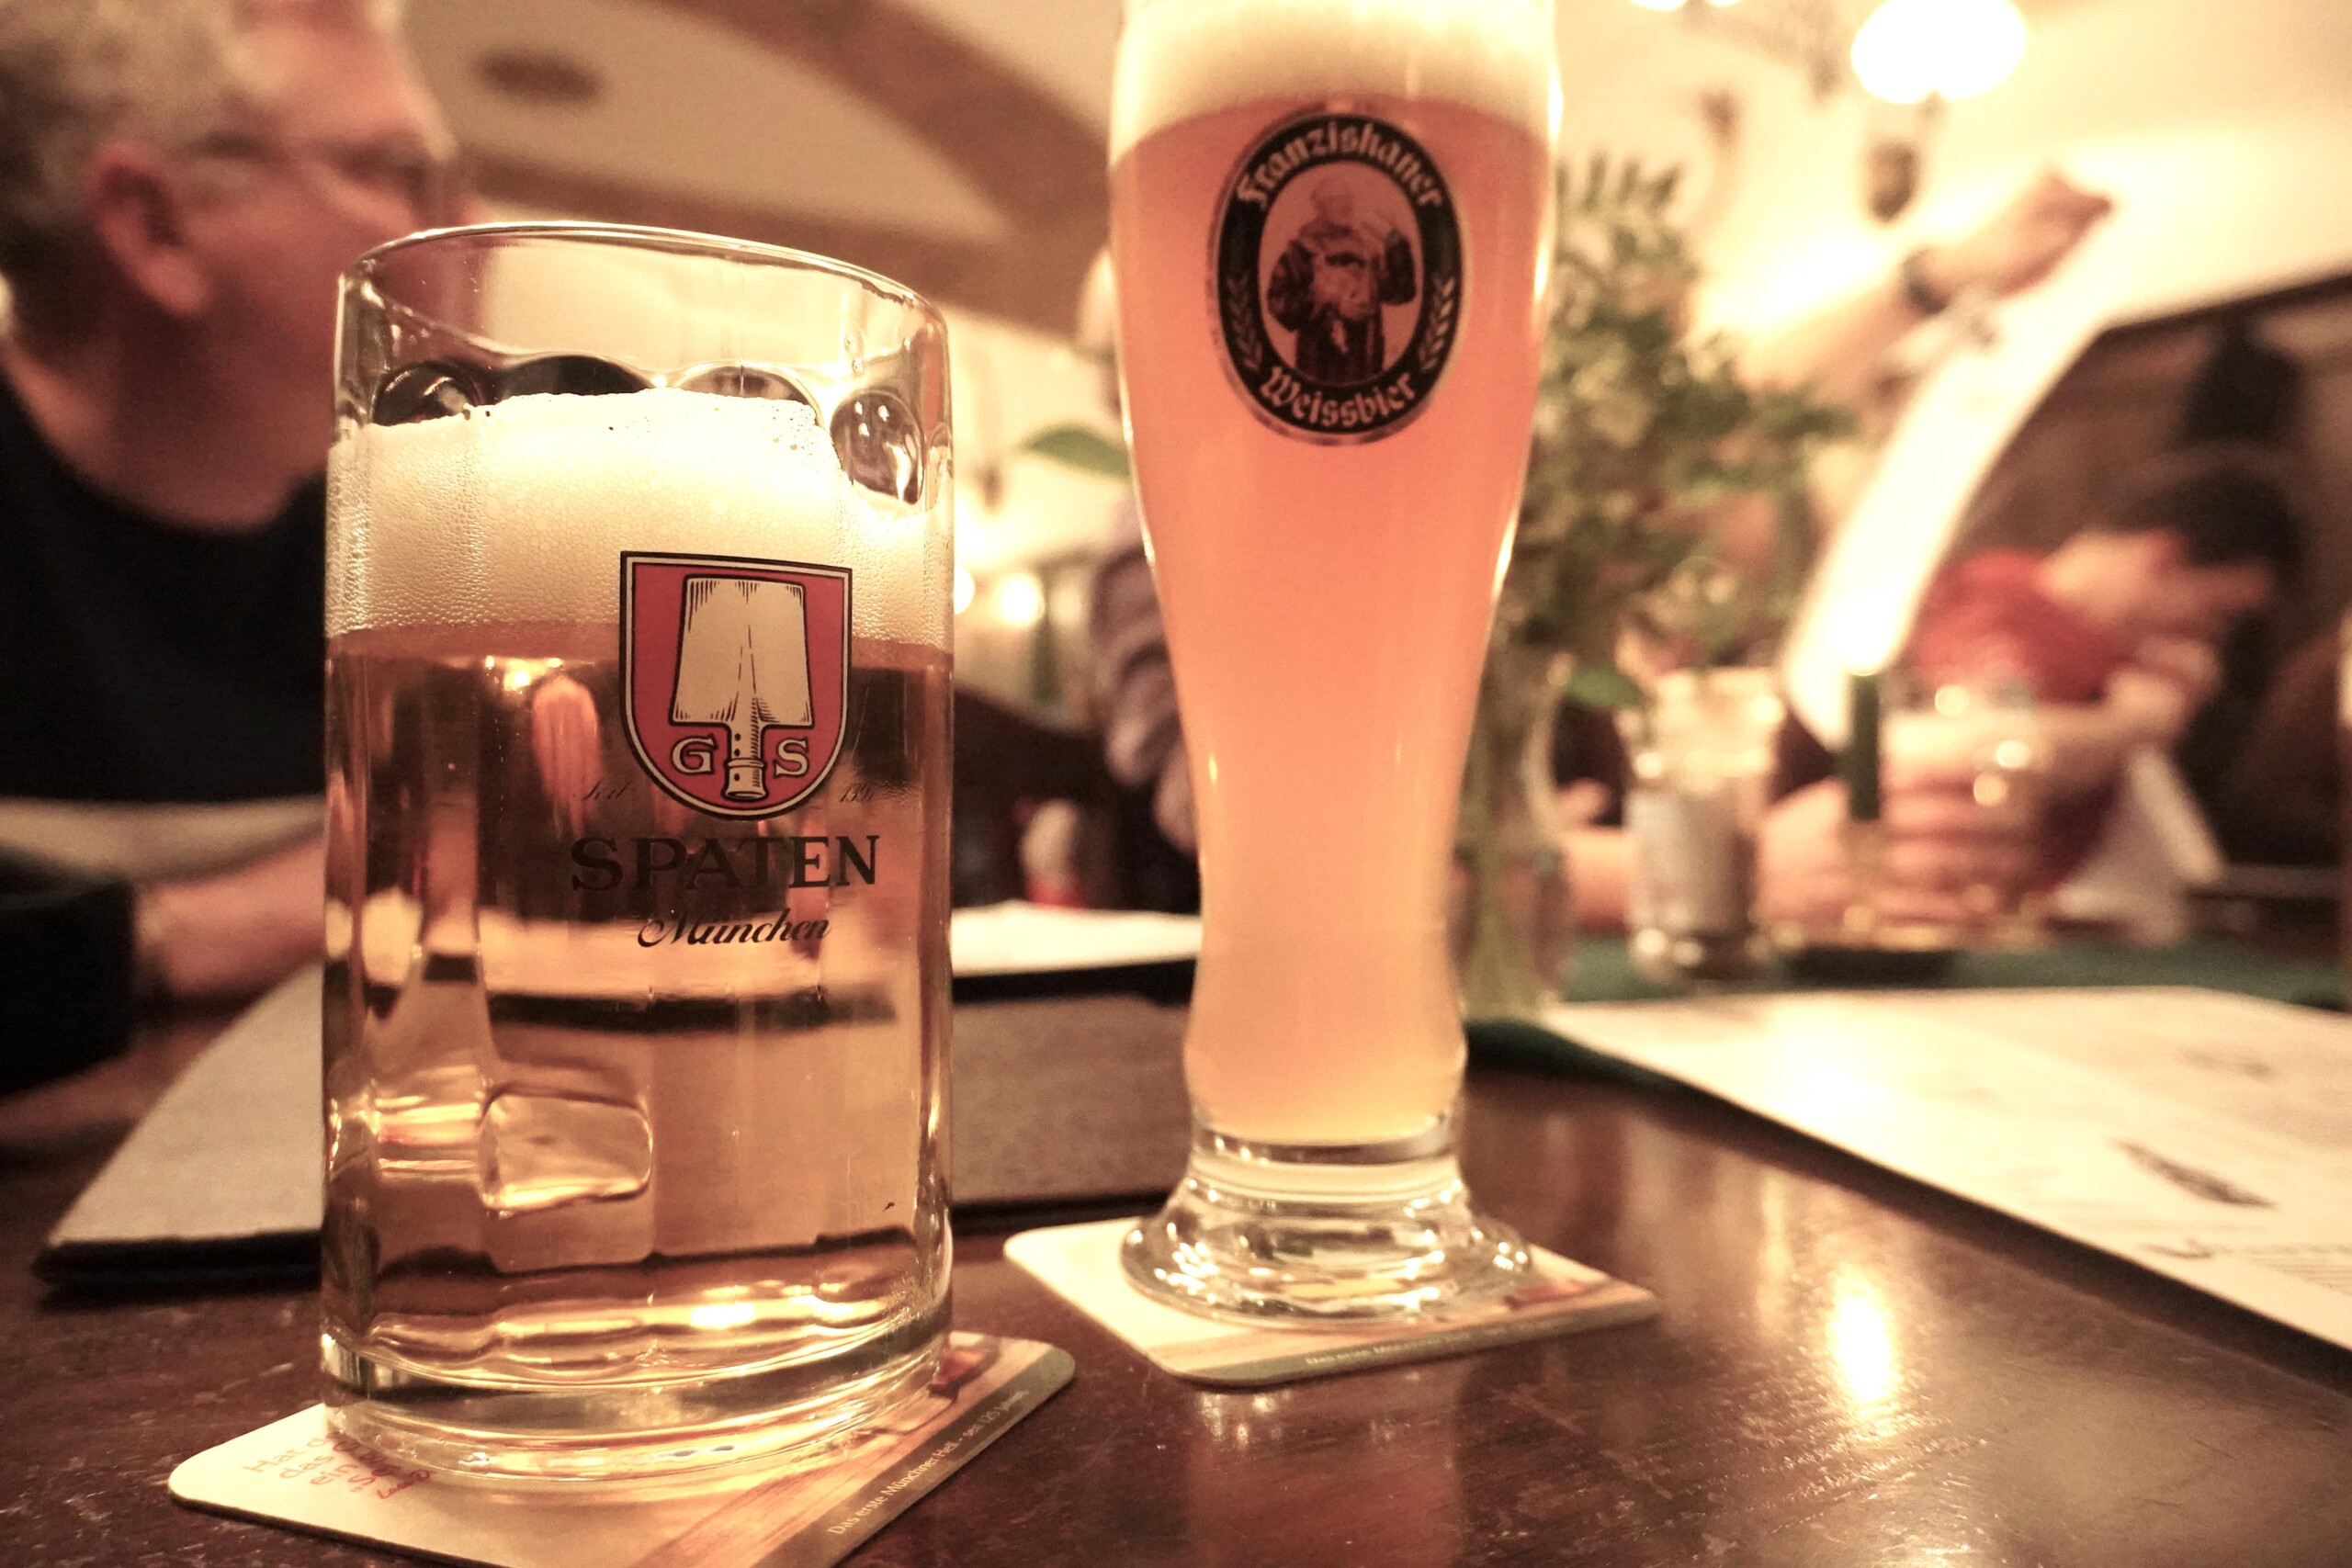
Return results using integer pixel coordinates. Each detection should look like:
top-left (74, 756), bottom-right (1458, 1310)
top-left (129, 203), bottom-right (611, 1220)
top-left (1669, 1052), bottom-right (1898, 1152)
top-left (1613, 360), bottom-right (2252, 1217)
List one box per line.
top-left (408, 0), bottom-right (2352, 344)
top-left (406, 0), bottom-right (1122, 335)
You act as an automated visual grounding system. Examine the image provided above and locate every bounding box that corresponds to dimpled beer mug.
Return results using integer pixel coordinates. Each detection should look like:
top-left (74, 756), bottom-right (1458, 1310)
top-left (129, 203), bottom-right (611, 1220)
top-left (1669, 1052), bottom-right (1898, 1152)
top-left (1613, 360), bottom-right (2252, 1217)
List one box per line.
top-left (322, 226), bottom-right (953, 1477)
top-left (1112, 0), bottom-right (1560, 1317)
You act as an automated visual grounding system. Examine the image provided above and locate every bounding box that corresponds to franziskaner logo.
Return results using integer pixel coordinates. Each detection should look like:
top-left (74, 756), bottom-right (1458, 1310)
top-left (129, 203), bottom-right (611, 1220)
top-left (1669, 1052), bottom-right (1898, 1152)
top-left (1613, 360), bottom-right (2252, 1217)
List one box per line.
top-left (1213, 111), bottom-right (1463, 442)
top-left (620, 552), bottom-right (850, 818)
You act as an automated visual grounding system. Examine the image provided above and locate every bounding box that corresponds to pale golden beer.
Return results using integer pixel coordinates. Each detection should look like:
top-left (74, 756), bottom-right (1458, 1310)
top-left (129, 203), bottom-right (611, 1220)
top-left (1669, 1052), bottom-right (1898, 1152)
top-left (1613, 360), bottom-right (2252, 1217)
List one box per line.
top-left (1113, 0), bottom-right (1558, 1315)
top-left (322, 230), bottom-right (954, 1477)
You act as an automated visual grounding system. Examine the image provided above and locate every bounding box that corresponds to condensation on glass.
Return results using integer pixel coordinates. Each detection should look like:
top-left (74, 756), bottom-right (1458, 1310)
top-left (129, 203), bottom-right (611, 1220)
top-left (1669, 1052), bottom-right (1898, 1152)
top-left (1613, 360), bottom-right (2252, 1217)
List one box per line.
top-left (322, 224), bottom-right (953, 1480)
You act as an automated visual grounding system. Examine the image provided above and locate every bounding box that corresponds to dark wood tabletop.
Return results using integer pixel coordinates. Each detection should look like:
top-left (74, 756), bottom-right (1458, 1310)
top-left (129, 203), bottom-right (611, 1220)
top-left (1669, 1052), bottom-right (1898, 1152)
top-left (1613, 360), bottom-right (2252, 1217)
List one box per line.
top-left (6, 988), bottom-right (2352, 1567)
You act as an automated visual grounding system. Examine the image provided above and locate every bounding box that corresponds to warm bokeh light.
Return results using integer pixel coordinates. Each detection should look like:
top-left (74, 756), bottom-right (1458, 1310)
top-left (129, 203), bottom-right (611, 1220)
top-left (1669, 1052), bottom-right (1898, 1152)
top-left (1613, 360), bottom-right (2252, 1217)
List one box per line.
top-left (992, 570), bottom-right (1046, 628)
top-left (1850, 0), bottom-right (2028, 105)
top-left (953, 562), bottom-right (977, 615)
top-left (1827, 1274), bottom-right (1902, 1411)
top-left (684, 1301), bottom-right (759, 1331)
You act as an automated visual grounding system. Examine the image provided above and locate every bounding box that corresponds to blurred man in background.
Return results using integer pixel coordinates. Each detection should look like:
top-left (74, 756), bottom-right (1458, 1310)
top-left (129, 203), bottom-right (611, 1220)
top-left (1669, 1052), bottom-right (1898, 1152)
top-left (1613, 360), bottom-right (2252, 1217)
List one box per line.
top-left (1901, 449), bottom-right (2301, 874)
top-left (1753, 449), bottom-right (2301, 935)
top-left (0, 0), bottom-right (466, 1033)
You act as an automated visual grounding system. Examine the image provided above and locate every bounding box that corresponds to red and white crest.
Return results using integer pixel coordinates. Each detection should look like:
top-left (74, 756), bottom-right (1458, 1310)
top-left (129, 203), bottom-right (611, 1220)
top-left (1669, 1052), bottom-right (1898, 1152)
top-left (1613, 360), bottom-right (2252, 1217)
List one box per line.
top-left (621, 552), bottom-right (851, 818)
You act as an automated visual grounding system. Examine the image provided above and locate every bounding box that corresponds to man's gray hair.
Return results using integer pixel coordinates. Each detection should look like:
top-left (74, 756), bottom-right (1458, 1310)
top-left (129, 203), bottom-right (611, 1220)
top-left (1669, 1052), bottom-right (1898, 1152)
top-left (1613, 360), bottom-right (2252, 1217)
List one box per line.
top-left (0, 0), bottom-right (398, 307)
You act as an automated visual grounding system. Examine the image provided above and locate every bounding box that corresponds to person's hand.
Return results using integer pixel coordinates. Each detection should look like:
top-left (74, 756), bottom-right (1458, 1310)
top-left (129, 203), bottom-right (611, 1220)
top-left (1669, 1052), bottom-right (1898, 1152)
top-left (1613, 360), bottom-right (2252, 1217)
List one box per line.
top-left (1917, 170), bottom-right (2114, 301)
top-left (1758, 765), bottom-right (2038, 934)
top-left (136, 835), bottom-right (325, 1000)
top-left (1872, 755), bottom-right (2039, 928)
top-left (2129, 636), bottom-right (2223, 706)
top-left (2103, 664), bottom-right (2202, 748)
top-left (1757, 778), bottom-right (1861, 929)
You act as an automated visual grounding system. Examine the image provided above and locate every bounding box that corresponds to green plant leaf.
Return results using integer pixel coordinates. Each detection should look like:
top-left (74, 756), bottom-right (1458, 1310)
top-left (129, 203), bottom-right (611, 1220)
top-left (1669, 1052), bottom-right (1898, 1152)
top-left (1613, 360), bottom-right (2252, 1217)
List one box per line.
top-left (1562, 661), bottom-right (1646, 710)
top-left (1498, 148), bottom-right (1857, 679)
top-left (1015, 423), bottom-right (1133, 480)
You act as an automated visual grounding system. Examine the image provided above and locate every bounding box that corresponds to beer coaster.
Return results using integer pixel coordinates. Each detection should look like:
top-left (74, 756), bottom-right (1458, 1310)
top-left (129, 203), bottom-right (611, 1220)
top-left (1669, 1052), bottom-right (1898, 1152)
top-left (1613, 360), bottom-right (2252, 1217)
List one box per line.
top-left (167, 1333), bottom-right (1069, 1568)
top-left (1005, 1218), bottom-right (1656, 1387)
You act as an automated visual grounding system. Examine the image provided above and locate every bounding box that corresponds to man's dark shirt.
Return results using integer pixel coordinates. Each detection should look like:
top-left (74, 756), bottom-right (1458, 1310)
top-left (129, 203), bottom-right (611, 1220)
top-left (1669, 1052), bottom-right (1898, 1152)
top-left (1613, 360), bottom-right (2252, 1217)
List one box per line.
top-left (0, 372), bottom-right (323, 803)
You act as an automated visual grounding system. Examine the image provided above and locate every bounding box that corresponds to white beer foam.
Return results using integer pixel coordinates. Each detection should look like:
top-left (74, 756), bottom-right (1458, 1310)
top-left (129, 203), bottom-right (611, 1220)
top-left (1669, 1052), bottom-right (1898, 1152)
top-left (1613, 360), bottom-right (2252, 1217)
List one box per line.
top-left (1109, 0), bottom-right (1557, 164)
top-left (327, 389), bottom-right (947, 648)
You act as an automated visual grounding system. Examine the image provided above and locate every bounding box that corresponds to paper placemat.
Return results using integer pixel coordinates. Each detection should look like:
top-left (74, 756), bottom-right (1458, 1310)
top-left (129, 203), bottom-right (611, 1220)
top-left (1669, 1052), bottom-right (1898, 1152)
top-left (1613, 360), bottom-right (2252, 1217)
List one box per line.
top-left (169, 1333), bottom-right (1069, 1568)
top-left (45, 972), bottom-right (1191, 1286)
top-left (1543, 987), bottom-right (2352, 1353)
top-left (43, 966), bottom-right (323, 1272)
top-left (1006, 1218), bottom-right (1655, 1387)
top-left (949, 901), bottom-right (1200, 976)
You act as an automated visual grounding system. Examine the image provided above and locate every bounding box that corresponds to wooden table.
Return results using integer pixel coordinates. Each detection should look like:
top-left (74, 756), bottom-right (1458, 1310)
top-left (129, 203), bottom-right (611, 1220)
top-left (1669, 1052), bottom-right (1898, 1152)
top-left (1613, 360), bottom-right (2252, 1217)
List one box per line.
top-left (6, 989), bottom-right (2351, 1566)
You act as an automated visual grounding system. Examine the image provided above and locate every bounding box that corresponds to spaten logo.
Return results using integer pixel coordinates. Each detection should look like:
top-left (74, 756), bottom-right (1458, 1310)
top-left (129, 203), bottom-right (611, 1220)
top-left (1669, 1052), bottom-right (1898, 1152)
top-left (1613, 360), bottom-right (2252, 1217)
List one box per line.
top-left (620, 552), bottom-right (850, 818)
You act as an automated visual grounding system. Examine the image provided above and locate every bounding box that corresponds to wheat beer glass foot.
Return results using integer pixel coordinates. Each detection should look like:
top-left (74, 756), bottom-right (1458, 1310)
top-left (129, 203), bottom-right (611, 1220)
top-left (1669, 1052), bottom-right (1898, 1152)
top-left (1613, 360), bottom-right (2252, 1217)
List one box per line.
top-left (322, 227), bottom-right (956, 1481)
top-left (1123, 1121), bottom-right (1530, 1321)
top-left (1106, 0), bottom-right (1559, 1327)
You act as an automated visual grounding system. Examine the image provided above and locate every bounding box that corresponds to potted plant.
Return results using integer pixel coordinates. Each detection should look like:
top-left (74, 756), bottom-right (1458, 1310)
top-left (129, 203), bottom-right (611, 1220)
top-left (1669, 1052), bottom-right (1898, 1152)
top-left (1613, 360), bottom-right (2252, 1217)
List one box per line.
top-left (1456, 156), bottom-right (1853, 1012)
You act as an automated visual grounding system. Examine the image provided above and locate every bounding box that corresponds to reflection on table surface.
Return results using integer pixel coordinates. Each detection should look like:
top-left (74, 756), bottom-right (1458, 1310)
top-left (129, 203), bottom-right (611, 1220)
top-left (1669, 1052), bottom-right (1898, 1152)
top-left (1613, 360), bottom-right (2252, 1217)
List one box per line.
top-left (5, 952), bottom-right (2351, 1567)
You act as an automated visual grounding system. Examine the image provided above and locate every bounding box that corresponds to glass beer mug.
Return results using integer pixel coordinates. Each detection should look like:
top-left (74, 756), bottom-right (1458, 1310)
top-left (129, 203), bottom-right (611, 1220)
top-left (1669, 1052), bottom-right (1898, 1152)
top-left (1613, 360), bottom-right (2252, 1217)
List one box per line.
top-left (321, 226), bottom-right (953, 1478)
top-left (1109, 0), bottom-right (1561, 1317)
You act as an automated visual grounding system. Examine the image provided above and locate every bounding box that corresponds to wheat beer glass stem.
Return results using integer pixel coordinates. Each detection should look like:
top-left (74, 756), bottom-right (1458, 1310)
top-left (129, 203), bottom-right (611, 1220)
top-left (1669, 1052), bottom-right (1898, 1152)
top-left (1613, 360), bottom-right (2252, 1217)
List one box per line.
top-left (1109, 0), bottom-right (1559, 1318)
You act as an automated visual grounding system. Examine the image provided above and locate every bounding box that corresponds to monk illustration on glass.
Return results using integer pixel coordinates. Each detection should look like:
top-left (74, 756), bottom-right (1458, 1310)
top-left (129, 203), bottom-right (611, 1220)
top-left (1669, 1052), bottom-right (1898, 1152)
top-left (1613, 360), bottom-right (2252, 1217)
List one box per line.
top-left (1266, 178), bottom-right (1418, 385)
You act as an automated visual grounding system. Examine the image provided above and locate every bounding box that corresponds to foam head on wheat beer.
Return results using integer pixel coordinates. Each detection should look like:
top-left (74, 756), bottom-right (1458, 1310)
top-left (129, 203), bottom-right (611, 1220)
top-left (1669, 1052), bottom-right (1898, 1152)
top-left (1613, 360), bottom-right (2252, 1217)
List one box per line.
top-left (1110, 1), bottom-right (1556, 1147)
top-left (321, 383), bottom-right (951, 1472)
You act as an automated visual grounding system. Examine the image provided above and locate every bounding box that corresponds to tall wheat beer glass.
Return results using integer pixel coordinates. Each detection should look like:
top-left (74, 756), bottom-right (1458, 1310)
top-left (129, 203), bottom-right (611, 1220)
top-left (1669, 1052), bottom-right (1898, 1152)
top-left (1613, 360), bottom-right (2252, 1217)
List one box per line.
top-left (322, 227), bottom-right (954, 1476)
top-left (1114, 0), bottom-right (1559, 1315)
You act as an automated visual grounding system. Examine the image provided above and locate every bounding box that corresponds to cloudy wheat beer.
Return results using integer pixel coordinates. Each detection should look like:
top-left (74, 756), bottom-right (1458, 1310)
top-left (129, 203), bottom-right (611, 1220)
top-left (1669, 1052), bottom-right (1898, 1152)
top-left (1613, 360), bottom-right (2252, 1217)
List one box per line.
top-left (321, 229), bottom-right (952, 1477)
top-left (1114, 0), bottom-right (1558, 1315)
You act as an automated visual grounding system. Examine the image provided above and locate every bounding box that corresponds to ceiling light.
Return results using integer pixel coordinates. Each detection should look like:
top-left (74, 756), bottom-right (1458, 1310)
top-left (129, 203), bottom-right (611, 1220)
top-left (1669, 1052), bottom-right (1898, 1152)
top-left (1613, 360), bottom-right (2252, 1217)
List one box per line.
top-left (1850, 0), bottom-right (2027, 105)
top-left (992, 571), bottom-right (1046, 629)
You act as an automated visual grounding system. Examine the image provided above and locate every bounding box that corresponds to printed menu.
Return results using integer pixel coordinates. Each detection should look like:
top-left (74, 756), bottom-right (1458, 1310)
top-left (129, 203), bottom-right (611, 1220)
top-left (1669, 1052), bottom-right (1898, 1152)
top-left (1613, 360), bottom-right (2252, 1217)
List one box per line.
top-left (1542, 987), bottom-right (2352, 1350)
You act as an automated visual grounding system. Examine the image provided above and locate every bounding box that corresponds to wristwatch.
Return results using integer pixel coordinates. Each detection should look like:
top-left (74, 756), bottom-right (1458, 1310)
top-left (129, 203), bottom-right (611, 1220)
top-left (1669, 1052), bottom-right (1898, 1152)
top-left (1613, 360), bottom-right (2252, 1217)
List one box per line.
top-left (1900, 246), bottom-right (1954, 317)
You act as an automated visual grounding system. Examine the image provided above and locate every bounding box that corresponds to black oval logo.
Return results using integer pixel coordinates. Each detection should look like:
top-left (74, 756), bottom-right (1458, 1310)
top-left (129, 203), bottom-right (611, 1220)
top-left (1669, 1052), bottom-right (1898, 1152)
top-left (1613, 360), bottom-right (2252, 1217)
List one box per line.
top-left (1214, 112), bottom-right (1461, 443)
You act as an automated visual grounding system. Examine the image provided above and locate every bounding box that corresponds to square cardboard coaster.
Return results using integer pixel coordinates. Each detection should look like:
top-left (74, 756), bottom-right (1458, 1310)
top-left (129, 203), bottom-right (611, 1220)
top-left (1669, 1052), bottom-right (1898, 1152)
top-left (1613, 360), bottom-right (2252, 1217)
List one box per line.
top-left (1005, 1218), bottom-right (1656, 1387)
top-left (168, 1333), bottom-right (1069, 1568)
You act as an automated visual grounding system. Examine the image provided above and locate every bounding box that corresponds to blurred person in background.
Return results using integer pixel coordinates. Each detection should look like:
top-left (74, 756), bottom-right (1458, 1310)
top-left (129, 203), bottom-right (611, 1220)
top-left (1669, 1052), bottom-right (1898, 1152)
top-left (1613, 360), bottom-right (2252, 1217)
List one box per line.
top-left (1081, 250), bottom-right (1201, 912)
top-left (2217, 624), bottom-right (2338, 866)
top-left (1566, 172), bottom-right (2117, 930)
top-left (1900, 450), bottom-right (2301, 867)
top-left (0, 0), bottom-right (467, 1071)
top-left (1752, 449), bottom-right (2302, 933)
top-left (1746, 170), bottom-right (2113, 423)
top-left (2165, 316), bottom-right (2320, 863)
